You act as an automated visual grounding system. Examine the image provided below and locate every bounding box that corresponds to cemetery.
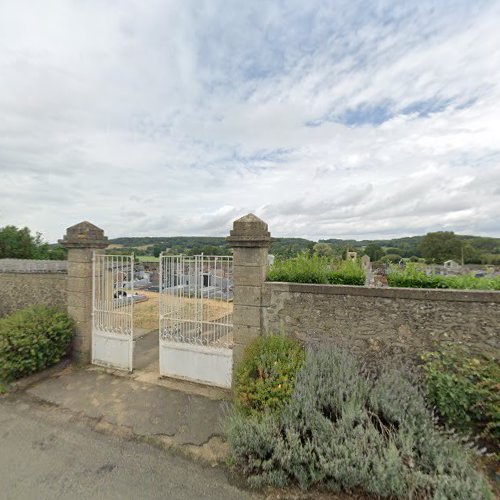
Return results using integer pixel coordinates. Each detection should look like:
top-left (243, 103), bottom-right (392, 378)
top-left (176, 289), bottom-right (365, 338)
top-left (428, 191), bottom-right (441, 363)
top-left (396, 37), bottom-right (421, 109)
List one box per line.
top-left (0, 216), bottom-right (498, 500)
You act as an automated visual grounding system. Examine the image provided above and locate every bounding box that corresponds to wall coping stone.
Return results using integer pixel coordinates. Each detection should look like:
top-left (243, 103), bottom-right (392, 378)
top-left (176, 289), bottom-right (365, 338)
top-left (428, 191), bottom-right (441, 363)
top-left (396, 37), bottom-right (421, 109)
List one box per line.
top-left (60, 221), bottom-right (108, 249)
top-left (0, 259), bottom-right (68, 273)
top-left (227, 213), bottom-right (273, 248)
top-left (264, 281), bottom-right (500, 303)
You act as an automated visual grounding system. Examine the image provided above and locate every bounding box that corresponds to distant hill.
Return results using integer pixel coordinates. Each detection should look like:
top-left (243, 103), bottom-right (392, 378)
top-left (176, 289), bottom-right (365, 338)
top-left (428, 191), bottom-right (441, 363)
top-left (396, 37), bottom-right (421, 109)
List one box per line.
top-left (320, 235), bottom-right (500, 256)
top-left (108, 234), bottom-right (500, 263)
top-left (107, 236), bottom-right (314, 258)
top-left (110, 236), bottom-right (228, 250)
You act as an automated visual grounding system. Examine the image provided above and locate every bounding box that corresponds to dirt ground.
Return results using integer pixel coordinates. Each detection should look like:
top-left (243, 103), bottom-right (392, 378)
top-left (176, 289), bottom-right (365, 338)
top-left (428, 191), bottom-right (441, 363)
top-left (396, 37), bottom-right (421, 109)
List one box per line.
top-left (133, 290), bottom-right (233, 331)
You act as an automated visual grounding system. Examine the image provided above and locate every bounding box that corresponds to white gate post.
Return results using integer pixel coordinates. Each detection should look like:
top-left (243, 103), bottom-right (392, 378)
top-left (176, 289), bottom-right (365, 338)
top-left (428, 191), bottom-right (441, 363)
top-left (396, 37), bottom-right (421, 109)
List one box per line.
top-left (227, 214), bottom-right (272, 368)
top-left (60, 221), bottom-right (108, 364)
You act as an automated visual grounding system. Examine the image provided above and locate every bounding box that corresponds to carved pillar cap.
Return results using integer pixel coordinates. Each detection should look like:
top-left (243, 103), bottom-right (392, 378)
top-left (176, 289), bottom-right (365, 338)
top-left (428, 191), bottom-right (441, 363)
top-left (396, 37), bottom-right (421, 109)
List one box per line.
top-left (227, 213), bottom-right (273, 248)
top-left (59, 221), bottom-right (108, 249)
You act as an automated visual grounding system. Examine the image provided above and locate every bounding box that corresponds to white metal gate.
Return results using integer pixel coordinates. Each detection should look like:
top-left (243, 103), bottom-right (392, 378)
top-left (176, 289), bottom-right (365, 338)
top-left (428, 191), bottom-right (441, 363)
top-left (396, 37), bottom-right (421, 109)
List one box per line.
top-left (159, 254), bottom-right (233, 388)
top-left (92, 253), bottom-right (134, 371)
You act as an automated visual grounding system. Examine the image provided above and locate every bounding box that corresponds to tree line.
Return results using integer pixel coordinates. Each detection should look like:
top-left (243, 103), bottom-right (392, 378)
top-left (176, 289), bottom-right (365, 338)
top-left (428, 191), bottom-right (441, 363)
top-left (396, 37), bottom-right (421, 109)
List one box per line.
top-left (1, 225), bottom-right (499, 265)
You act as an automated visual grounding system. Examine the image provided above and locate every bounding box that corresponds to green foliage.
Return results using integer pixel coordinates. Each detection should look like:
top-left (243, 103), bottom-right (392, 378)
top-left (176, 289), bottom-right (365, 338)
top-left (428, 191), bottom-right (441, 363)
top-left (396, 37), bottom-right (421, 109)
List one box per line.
top-left (270, 239), bottom-right (315, 259)
top-left (385, 247), bottom-right (403, 255)
top-left (105, 247), bottom-right (151, 256)
top-left (312, 242), bottom-right (333, 257)
top-left (267, 254), bottom-right (365, 286)
top-left (184, 245), bottom-right (231, 256)
top-left (421, 345), bottom-right (500, 441)
top-left (382, 253), bottom-right (402, 264)
top-left (388, 263), bottom-right (500, 290)
top-left (419, 231), bottom-right (463, 264)
top-left (0, 306), bottom-right (74, 382)
top-left (108, 233), bottom-right (500, 264)
top-left (322, 234), bottom-right (500, 264)
top-left (364, 243), bottom-right (385, 261)
top-left (108, 236), bottom-right (315, 259)
top-left (480, 253), bottom-right (500, 265)
top-left (0, 225), bottom-right (67, 260)
top-left (228, 346), bottom-right (493, 498)
top-left (0, 226), bottom-right (35, 258)
top-left (234, 335), bottom-right (305, 415)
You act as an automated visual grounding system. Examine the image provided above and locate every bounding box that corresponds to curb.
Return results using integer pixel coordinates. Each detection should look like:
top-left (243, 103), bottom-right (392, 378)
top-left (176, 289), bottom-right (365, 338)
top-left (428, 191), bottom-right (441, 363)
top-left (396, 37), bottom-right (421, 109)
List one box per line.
top-left (4, 358), bottom-right (74, 393)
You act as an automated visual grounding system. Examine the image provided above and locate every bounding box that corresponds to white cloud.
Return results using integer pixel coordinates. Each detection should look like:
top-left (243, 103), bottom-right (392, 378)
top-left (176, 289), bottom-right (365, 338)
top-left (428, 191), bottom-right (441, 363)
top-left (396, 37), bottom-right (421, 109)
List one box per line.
top-left (0, 0), bottom-right (499, 242)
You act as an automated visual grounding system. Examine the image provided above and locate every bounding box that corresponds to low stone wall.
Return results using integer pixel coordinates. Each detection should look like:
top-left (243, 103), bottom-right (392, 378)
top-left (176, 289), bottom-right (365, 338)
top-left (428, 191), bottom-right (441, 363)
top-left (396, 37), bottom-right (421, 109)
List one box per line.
top-left (0, 264), bottom-right (68, 317)
top-left (262, 282), bottom-right (500, 361)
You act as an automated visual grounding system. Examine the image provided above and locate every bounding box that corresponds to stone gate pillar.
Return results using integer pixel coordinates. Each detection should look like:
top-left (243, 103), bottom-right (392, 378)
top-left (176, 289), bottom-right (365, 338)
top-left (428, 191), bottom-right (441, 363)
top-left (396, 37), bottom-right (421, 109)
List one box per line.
top-left (227, 214), bottom-right (272, 366)
top-left (60, 221), bottom-right (108, 364)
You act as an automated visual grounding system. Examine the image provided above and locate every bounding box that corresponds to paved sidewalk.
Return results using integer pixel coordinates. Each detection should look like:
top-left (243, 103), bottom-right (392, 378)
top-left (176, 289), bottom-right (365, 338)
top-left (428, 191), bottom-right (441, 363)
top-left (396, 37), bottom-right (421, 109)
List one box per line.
top-left (26, 367), bottom-right (230, 455)
top-left (0, 396), bottom-right (255, 500)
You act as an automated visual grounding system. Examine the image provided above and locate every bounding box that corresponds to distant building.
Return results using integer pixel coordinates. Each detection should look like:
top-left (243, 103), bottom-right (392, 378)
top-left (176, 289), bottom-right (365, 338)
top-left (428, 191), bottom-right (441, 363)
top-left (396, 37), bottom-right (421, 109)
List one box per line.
top-left (443, 260), bottom-right (460, 270)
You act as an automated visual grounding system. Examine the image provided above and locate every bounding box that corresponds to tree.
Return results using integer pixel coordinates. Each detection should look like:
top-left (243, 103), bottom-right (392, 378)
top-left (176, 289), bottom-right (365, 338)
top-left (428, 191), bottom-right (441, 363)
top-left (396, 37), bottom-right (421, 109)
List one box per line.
top-left (45, 245), bottom-right (67, 260)
top-left (152, 244), bottom-right (163, 257)
top-left (313, 243), bottom-right (334, 257)
top-left (419, 232), bottom-right (462, 264)
top-left (363, 243), bottom-right (385, 262)
top-left (0, 225), bottom-right (67, 260)
top-left (382, 253), bottom-right (402, 264)
top-left (385, 247), bottom-right (402, 255)
top-left (0, 226), bottom-right (38, 259)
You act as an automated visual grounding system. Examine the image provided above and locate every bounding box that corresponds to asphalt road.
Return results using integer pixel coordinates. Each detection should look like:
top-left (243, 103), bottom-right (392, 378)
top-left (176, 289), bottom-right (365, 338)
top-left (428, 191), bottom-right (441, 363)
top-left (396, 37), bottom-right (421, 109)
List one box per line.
top-left (0, 396), bottom-right (256, 500)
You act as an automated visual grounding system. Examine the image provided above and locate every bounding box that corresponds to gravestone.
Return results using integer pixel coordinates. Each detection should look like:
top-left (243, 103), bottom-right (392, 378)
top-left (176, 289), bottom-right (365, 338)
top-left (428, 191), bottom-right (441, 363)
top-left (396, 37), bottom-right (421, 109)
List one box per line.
top-left (346, 251), bottom-right (357, 261)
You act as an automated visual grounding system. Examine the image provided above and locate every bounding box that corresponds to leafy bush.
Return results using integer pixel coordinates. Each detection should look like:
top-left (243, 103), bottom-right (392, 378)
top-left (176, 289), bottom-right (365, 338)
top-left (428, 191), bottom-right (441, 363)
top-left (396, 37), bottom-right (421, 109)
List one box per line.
top-left (267, 253), bottom-right (365, 286)
top-left (0, 306), bottom-right (74, 382)
top-left (234, 335), bottom-right (305, 415)
top-left (381, 253), bottom-right (402, 264)
top-left (229, 346), bottom-right (493, 499)
top-left (388, 263), bottom-right (500, 290)
top-left (422, 345), bottom-right (500, 441)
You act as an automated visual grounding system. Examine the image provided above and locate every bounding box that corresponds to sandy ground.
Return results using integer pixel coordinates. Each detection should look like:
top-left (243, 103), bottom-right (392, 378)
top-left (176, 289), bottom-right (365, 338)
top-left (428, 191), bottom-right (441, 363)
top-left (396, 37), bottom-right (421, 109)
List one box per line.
top-left (133, 290), bottom-right (233, 331)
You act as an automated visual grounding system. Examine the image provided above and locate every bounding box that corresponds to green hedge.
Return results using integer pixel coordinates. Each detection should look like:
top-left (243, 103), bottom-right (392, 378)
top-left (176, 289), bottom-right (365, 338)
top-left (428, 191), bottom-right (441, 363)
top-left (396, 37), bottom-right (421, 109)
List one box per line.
top-left (229, 345), bottom-right (493, 498)
top-left (0, 306), bottom-right (74, 382)
top-left (267, 254), bottom-right (365, 286)
top-left (388, 264), bottom-right (500, 290)
top-left (267, 258), bottom-right (500, 290)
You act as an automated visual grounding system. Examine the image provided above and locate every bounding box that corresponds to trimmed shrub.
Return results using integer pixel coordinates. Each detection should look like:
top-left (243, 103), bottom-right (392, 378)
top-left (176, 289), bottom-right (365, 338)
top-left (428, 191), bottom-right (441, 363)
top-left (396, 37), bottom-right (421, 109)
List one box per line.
top-left (267, 254), bottom-right (365, 286)
top-left (421, 344), bottom-right (500, 442)
top-left (388, 263), bottom-right (500, 290)
top-left (234, 335), bottom-right (305, 415)
top-left (0, 306), bottom-right (74, 382)
top-left (228, 346), bottom-right (493, 499)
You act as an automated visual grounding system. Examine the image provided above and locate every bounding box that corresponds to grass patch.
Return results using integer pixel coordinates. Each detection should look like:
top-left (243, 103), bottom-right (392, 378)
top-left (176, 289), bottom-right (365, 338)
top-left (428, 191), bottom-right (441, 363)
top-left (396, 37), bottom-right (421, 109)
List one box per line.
top-left (136, 255), bottom-right (160, 263)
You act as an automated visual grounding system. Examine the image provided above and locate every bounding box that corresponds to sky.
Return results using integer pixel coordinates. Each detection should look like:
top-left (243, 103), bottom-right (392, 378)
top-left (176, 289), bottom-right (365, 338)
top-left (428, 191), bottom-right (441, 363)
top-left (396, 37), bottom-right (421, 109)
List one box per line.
top-left (1, 0), bottom-right (500, 242)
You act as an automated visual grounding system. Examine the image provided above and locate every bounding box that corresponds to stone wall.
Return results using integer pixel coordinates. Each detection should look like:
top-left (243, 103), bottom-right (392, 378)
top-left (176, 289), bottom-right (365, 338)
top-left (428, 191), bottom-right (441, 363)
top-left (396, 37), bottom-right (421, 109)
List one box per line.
top-left (0, 264), bottom-right (68, 317)
top-left (261, 282), bottom-right (500, 361)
